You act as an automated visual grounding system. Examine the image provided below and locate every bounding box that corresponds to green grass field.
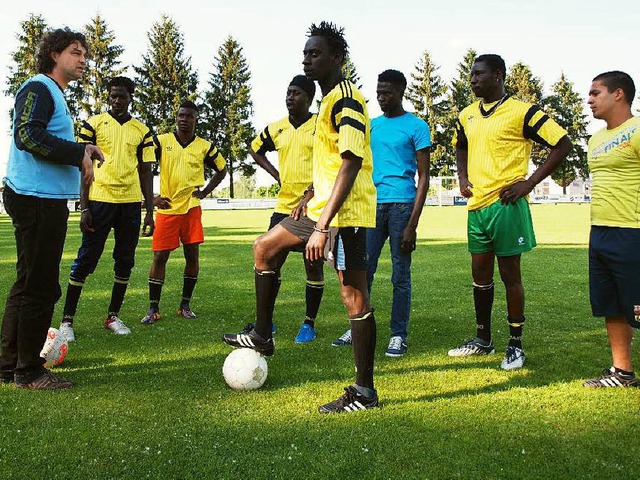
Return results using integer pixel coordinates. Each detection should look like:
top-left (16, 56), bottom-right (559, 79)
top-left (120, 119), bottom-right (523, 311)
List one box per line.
top-left (0, 204), bottom-right (638, 480)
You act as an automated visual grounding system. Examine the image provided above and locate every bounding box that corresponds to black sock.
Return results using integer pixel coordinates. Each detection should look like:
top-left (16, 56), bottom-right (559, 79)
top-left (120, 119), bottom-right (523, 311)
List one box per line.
top-left (304, 316), bottom-right (315, 327)
top-left (614, 367), bottom-right (635, 377)
top-left (108, 276), bottom-right (129, 315)
top-left (254, 267), bottom-right (278, 339)
top-left (181, 276), bottom-right (197, 308)
top-left (350, 311), bottom-right (376, 391)
top-left (473, 282), bottom-right (494, 343)
top-left (149, 278), bottom-right (164, 312)
top-left (507, 315), bottom-right (525, 348)
top-left (305, 280), bottom-right (324, 320)
top-left (63, 281), bottom-right (84, 320)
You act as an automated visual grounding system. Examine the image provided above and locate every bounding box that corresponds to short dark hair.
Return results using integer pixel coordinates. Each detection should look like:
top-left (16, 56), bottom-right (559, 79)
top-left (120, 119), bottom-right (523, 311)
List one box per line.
top-left (36, 27), bottom-right (88, 74)
top-left (593, 71), bottom-right (636, 106)
top-left (107, 76), bottom-right (135, 95)
top-left (378, 69), bottom-right (407, 91)
top-left (307, 21), bottom-right (348, 64)
top-left (179, 99), bottom-right (198, 112)
top-left (475, 54), bottom-right (507, 79)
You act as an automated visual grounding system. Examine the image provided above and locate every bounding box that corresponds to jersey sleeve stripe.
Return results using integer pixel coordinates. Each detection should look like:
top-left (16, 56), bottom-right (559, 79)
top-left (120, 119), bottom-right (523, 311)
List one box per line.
top-left (339, 116), bottom-right (366, 134)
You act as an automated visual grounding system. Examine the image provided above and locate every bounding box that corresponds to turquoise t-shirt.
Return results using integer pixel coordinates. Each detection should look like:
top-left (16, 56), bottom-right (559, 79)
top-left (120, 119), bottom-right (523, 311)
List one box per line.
top-left (370, 112), bottom-right (431, 203)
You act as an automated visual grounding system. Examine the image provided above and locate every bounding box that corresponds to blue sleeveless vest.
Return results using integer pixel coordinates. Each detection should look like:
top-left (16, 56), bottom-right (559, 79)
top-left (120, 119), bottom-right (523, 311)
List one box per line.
top-left (5, 74), bottom-right (80, 199)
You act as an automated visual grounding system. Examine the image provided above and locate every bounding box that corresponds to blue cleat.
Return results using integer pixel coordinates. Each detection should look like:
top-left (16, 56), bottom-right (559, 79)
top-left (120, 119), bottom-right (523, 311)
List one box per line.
top-left (295, 323), bottom-right (317, 343)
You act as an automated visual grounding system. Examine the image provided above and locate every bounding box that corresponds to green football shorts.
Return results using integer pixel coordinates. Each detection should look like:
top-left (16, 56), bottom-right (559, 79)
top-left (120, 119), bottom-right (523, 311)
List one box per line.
top-left (467, 197), bottom-right (536, 256)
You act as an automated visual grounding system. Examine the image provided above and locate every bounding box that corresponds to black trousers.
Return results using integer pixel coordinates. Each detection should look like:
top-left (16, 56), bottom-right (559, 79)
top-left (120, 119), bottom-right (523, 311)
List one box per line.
top-left (0, 187), bottom-right (69, 383)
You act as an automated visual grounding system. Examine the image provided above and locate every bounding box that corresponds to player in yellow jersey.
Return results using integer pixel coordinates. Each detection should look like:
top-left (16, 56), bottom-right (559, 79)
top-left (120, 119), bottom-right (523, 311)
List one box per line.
top-left (449, 54), bottom-right (571, 370)
top-left (223, 21), bottom-right (379, 413)
top-left (60, 77), bottom-right (155, 340)
top-left (248, 75), bottom-right (324, 343)
top-left (141, 100), bottom-right (227, 325)
top-left (583, 71), bottom-right (640, 388)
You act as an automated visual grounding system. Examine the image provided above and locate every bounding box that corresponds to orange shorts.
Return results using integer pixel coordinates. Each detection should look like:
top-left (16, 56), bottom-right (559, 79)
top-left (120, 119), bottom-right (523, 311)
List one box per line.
top-left (152, 206), bottom-right (204, 251)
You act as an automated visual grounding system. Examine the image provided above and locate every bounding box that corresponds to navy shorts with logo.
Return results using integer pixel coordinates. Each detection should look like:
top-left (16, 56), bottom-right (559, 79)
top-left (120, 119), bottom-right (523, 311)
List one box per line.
top-left (589, 226), bottom-right (640, 328)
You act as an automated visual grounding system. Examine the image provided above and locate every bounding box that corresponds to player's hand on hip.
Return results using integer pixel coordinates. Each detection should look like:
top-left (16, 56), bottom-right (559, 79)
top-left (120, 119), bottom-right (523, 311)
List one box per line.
top-left (192, 188), bottom-right (204, 199)
top-left (500, 180), bottom-right (533, 205)
top-left (305, 231), bottom-right (327, 263)
top-left (153, 196), bottom-right (171, 209)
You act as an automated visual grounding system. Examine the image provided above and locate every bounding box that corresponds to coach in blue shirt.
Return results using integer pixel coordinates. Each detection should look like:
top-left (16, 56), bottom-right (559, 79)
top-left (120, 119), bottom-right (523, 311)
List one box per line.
top-left (332, 69), bottom-right (431, 356)
top-left (0, 28), bottom-right (101, 389)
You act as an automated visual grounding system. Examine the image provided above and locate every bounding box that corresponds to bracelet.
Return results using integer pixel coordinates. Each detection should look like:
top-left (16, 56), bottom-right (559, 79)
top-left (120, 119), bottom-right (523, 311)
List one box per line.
top-left (313, 226), bottom-right (330, 234)
top-left (81, 208), bottom-right (90, 213)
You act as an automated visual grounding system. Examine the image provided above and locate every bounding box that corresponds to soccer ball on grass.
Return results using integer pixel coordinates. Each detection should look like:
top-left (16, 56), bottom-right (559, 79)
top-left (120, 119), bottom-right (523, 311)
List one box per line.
top-left (40, 327), bottom-right (68, 368)
top-left (222, 348), bottom-right (268, 391)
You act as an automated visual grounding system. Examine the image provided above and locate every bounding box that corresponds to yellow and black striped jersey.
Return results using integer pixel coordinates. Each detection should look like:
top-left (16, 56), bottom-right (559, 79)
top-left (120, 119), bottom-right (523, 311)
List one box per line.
top-left (154, 132), bottom-right (226, 215)
top-left (456, 97), bottom-right (567, 211)
top-left (251, 114), bottom-right (316, 214)
top-left (78, 112), bottom-right (154, 203)
top-left (307, 80), bottom-right (376, 227)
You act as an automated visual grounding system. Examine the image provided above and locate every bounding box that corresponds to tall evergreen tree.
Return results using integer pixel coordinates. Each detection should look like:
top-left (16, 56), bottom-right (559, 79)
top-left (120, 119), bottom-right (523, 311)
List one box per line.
top-left (445, 48), bottom-right (477, 173)
top-left (407, 50), bottom-right (451, 175)
top-left (202, 36), bottom-right (255, 198)
top-left (133, 15), bottom-right (198, 134)
top-left (5, 14), bottom-right (48, 123)
top-left (72, 13), bottom-right (126, 118)
top-left (342, 55), bottom-right (362, 89)
top-left (544, 73), bottom-right (589, 193)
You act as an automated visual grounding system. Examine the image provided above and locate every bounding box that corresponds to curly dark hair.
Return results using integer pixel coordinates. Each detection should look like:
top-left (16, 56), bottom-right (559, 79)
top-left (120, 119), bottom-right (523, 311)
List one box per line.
top-left (378, 69), bottom-right (407, 91)
top-left (179, 99), bottom-right (199, 112)
top-left (307, 21), bottom-right (348, 64)
top-left (107, 76), bottom-right (136, 95)
top-left (475, 54), bottom-right (507, 80)
top-left (36, 27), bottom-right (88, 74)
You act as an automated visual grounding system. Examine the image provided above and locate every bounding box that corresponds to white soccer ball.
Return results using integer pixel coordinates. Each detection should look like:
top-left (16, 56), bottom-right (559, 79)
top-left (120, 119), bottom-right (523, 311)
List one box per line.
top-left (40, 327), bottom-right (69, 368)
top-left (222, 348), bottom-right (268, 391)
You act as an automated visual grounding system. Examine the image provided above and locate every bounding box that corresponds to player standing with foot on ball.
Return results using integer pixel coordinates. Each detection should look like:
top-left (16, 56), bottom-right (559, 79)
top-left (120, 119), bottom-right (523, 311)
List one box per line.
top-left (249, 75), bottom-right (324, 343)
top-left (141, 100), bottom-right (227, 325)
top-left (59, 76), bottom-right (155, 340)
top-left (223, 21), bottom-right (379, 413)
top-left (448, 54), bottom-right (571, 370)
top-left (0, 28), bottom-right (102, 389)
top-left (582, 71), bottom-right (640, 388)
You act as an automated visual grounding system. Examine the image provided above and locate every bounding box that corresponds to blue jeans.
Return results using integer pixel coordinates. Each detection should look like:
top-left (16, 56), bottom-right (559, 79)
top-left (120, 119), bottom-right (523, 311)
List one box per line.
top-left (367, 203), bottom-right (413, 340)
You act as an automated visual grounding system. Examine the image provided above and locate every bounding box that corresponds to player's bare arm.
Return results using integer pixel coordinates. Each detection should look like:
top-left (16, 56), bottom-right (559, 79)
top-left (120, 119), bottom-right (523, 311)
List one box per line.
top-left (499, 135), bottom-right (572, 204)
top-left (249, 148), bottom-right (280, 185)
top-left (401, 147), bottom-right (430, 253)
top-left (193, 166), bottom-right (227, 199)
top-left (306, 151), bottom-right (362, 263)
top-left (456, 147), bottom-right (473, 198)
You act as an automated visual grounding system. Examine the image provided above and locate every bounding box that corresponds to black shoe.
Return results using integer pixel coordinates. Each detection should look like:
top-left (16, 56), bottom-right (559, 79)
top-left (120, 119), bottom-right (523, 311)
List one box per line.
top-left (223, 329), bottom-right (275, 356)
top-left (318, 386), bottom-right (379, 414)
top-left (241, 322), bottom-right (276, 335)
top-left (583, 367), bottom-right (638, 388)
top-left (0, 373), bottom-right (14, 384)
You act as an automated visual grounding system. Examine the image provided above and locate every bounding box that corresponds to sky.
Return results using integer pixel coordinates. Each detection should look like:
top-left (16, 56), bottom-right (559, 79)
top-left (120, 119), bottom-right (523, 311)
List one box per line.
top-left (1, 0), bottom-right (639, 183)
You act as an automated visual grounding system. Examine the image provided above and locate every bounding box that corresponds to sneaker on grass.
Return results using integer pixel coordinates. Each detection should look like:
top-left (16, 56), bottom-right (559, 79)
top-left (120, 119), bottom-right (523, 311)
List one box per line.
top-left (295, 323), bottom-right (316, 344)
top-left (318, 386), bottom-right (379, 414)
top-left (141, 310), bottom-right (160, 325)
top-left (16, 369), bottom-right (72, 390)
top-left (104, 315), bottom-right (131, 335)
top-left (177, 306), bottom-right (197, 319)
top-left (331, 329), bottom-right (352, 347)
top-left (242, 322), bottom-right (276, 335)
top-left (385, 336), bottom-right (407, 357)
top-left (59, 322), bottom-right (75, 342)
top-left (583, 367), bottom-right (638, 388)
top-left (223, 329), bottom-right (274, 356)
top-left (500, 345), bottom-right (525, 370)
top-left (448, 338), bottom-right (495, 357)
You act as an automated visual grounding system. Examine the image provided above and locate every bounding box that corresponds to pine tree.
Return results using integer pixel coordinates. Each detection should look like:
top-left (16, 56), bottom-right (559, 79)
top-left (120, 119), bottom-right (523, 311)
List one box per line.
top-left (544, 73), bottom-right (589, 193)
top-left (407, 50), bottom-right (451, 175)
top-left (133, 15), bottom-right (198, 134)
top-left (446, 48), bottom-right (477, 172)
top-left (202, 36), bottom-right (255, 198)
top-left (342, 55), bottom-right (362, 89)
top-left (71, 13), bottom-right (126, 118)
top-left (5, 14), bottom-right (48, 123)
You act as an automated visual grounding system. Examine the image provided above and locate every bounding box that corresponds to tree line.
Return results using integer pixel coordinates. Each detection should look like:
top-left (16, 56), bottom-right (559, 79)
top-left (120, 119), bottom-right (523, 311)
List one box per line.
top-left (6, 13), bottom-right (592, 195)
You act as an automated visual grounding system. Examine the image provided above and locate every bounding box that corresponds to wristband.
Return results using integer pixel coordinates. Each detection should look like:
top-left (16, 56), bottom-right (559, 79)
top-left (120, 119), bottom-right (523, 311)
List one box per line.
top-left (313, 226), bottom-right (329, 234)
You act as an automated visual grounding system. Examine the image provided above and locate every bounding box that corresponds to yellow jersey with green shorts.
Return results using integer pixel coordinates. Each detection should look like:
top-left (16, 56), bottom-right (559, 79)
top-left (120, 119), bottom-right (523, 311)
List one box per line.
top-left (251, 114), bottom-right (316, 215)
top-left (456, 97), bottom-right (567, 256)
top-left (588, 116), bottom-right (640, 327)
